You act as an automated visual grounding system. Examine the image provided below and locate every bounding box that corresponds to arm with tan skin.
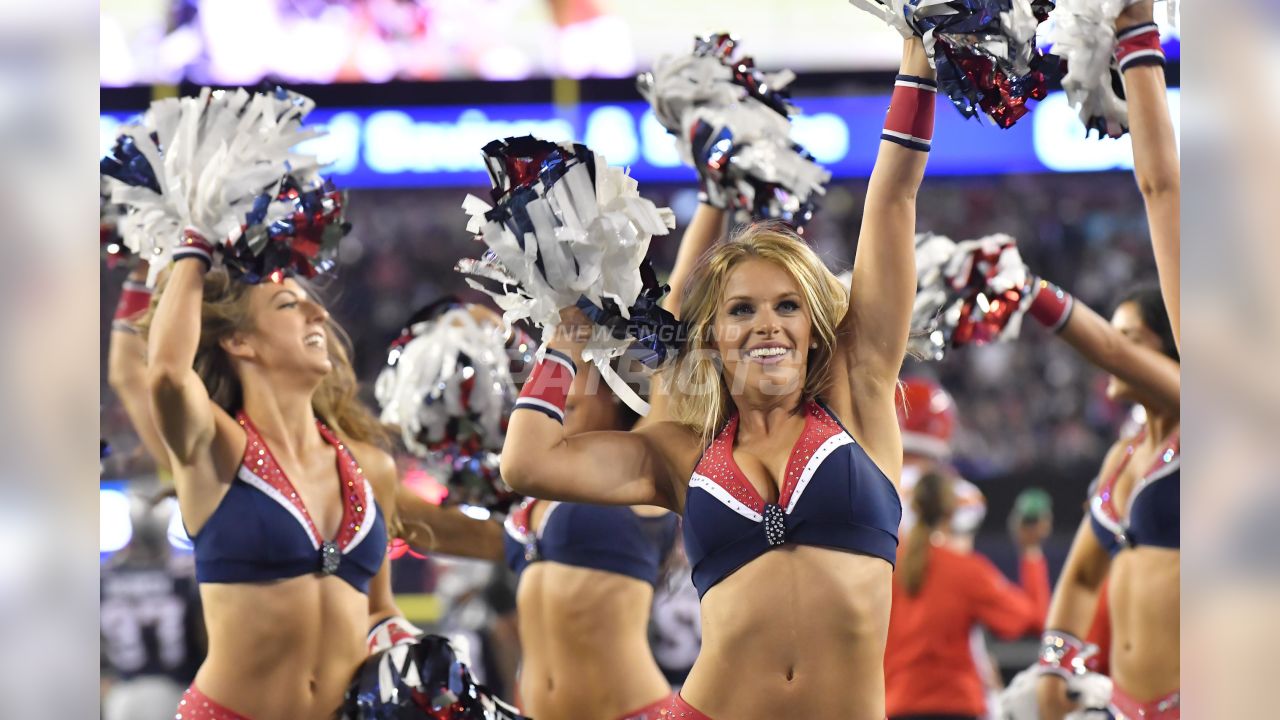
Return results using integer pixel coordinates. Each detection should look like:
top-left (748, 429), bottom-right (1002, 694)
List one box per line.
top-left (1035, 516), bottom-right (1113, 720)
top-left (640, 202), bottom-right (728, 427)
top-left (499, 309), bottom-right (692, 509)
top-left (1118, 0), bottom-right (1180, 348)
top-left (108, 265), bottom-right (173, 478)
top-left (146, 257), bottom-right (219, 466)
top-left (362, 449), bottom-right (409, 630)
top-left (1054, 298), bottom-right (1180, 412)
top-left (843, 38), bottom-right (934, 382)
top-left (396, 487), bottom-right (505, 562)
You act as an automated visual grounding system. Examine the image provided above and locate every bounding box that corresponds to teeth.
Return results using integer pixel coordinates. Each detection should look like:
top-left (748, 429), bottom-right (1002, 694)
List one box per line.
top-left (747, 347), bottom-right (788, 358)
top-left (305, 334), bottom-right (324, 347)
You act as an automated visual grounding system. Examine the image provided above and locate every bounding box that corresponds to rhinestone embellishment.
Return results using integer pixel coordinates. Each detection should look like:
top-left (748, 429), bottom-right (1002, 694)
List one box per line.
top-left (320, 541), bottom-right (341, 574)
top-left (763, 503), bottom-right (787, 546)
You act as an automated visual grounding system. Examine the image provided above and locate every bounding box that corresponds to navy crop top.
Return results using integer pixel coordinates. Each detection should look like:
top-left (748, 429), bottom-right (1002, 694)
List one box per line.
top-left (1090, 428), bottom-right (1180, 556)
top-left (503, 499), bottom-right (679, 586)
top-left (682, 400), bottom-right (902, 599)
top-left (191, 413), bottom-right (387, 593)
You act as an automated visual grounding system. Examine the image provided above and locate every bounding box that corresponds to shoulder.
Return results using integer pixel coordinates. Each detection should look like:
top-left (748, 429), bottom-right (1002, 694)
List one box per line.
top-left (345, 440), bottom-right (399, 502)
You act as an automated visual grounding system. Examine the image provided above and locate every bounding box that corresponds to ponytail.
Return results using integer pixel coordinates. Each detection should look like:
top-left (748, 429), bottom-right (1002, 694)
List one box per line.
top-left (898, 471), bottom-right (955, 596)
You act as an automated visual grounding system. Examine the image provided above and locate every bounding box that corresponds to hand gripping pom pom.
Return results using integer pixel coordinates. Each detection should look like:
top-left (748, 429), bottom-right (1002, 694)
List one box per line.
top-left (340, 634), bottom-right (530, 720)
top-left (455, 136), bottom-right (680, 415)
top-left (1046, 0), bottom-right (1130, 138)
top-left (849, 0), bottom-right (1062, 128)
top-left (99, 86), bottom-right (345, 286)
top-left (375, 302), bottom-right (520, 512)
top-left (997, 665), bottom-right (1114, 720)
top-left (637, 34), bottom-right (831, 227)
top-left (909, 232), bottom-right (1034, 360)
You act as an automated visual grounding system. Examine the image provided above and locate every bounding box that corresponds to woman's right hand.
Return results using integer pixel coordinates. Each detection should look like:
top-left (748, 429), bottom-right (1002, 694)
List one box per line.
top-left (551, 305), bottom-right (593, 353)
top-left (1035, 673), bottom-right (1079, 720)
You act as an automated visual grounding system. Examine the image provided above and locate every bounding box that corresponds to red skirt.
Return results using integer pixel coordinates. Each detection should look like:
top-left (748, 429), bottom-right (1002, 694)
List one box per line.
top-left (175, 685), bottom-right (252, 720)
top-left (1110, 686), bottom-right (1180, 720)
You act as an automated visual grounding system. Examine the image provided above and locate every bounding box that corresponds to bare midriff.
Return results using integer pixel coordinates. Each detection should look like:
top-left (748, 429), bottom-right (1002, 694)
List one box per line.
top-left (1110, 547), bottom-right (1180, 701)
top-left (681, 545), bottom-right (893, 720)
top-left (516, 562), bottom-right (670, 720)
top-left (194, 574), bottom-right (368, 720)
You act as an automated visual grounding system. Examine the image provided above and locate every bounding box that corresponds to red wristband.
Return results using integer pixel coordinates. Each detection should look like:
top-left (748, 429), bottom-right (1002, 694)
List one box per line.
top-left (514, 348), bottom-right (577, 424)
top-left (112, 280), bottom-right (152, 328)
top-left (1026, 278), bottom-right (1075, 332)
top-left (1116, 22), bottom-right (1164, 73)
top-left (173, 228), bottom-right (215, 269)
top-left (882, 74), bottom-right (937, 152)
top-left (1038, 630), bottom-right (1088, 678)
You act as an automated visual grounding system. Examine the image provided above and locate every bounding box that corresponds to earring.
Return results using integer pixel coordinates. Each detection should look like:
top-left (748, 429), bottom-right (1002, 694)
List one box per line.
top-left (810, 341), bottom-right (818, 349)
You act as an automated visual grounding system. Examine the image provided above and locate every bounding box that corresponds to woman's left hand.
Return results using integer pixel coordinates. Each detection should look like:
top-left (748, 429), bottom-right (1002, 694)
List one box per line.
top-left (1115, 0), bottom-right (1154, 29)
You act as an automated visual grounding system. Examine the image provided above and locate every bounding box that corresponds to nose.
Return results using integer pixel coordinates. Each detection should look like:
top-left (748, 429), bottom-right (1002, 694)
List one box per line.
top-left (753, 307), bottom-right (782, 336)
top-left (304, 299), bottom-right (330, 324)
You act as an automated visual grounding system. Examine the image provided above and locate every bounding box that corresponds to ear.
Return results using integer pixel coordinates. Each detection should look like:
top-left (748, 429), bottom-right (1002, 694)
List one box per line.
top-left (219, 332), bottom-right (256, 362)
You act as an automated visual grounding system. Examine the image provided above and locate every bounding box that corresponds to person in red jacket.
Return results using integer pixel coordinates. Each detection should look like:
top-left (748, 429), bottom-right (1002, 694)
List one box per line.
top-left (885, 471), bottom-right (1050, 720)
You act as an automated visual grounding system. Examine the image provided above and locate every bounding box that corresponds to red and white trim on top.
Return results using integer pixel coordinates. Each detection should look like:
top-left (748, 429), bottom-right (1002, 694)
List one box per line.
top-left (235, 413), bottom-right (375, 554)
top-left (690, 401), bottom-right (852, 521)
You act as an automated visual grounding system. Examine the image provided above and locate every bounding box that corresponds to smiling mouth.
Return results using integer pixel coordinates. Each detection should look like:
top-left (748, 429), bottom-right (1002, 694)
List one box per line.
top-left (304, 333), bottom-right (325, 348)
top-left (744, 346), bottom-right (791, 364)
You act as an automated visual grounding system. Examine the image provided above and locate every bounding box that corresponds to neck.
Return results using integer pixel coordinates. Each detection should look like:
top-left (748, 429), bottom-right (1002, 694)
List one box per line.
top-left (1142, 404), bottom-right (1179, 444)
top-left (733, 390), bottom-right (806, 439)
top-left (240, 372), bottom-right (323, 456)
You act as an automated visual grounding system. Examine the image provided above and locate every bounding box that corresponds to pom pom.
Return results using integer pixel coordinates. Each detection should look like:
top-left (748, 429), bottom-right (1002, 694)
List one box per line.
top-left (849, 0), bottom-right (1062, 128)
top-left (100, 177), bottom-right (135, 269)
top-left (224, 175), bottom-right (350, 282)
top-left (1046, 0), bottom-right (1130, 137)
top-left (909, 232), bottom-right (1033, 360)
top-left (100, 86), bottom-right (340, 285)
top-left (637, 34), bottom-right (830, 227)
top-left (375, 302), bottom-right (519, 512)
top-left (340, 634), bottom-right (529, 720)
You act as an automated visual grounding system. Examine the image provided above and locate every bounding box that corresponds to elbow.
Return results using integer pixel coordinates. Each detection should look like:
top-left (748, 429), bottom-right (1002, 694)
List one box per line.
top-left (1136, 174), bottom-right (1180, 200)
top-left (498, 451), bottom-right (538, 496)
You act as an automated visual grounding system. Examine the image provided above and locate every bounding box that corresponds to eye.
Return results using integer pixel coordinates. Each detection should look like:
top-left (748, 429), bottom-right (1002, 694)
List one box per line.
top-left (777, 300), bottom-right (800, 313)
top-left (729, 303), bottom-right (753, 317)
top-left (279, 301), bottom-right (299, 310)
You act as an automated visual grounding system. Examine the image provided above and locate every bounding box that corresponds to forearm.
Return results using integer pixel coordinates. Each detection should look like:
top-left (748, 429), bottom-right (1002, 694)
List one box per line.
top-left (1031, 280), bottom-right (1180, 410)
top-left (398, 492), bottom-right (505, 562)
top-left (109, 331), bottom-right (174, 477)
top-left (663, 203), bottom-right (725, 316)
top-left (867, 38), bottom-right (934, 197)
top-left (146, 256), bottom-right (207, 376)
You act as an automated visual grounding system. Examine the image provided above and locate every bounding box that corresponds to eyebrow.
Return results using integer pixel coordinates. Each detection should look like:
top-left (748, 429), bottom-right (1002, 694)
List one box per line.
top-left (724, 292), bottom-right (801, 304)
top-left (272, 289), bottom-right (301, 303)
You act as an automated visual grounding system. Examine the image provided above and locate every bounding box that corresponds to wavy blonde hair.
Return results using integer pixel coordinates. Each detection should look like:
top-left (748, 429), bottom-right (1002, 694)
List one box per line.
top-left (663, 223), bottom-right (849, 442)
top-left (136, 269), bottom-right (389, 449)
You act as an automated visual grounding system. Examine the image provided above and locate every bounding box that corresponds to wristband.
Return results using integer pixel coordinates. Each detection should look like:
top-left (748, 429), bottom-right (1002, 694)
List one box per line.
top-left (111, 280), bottom-right (152, 332)
top-left (173, 228), bottom-right (215, 269)
top-left (882, 74), bottom-right (937, 152)
top-left (367, 615), bottom-right (422, 655)
top-left (1115, 22), bottom-right (1164, 73)
top-left (1026, 278), bottom-right (1075, 332)
top-left (514, 348), bottom-right (577, 424)
top-left (1038, 630), bottom-right (1089, 678)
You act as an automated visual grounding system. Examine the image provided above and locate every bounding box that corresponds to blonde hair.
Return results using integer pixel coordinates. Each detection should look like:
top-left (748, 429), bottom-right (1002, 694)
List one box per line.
top-left (898, 471), bottom-right (956, 596)
top-left (137, 269), bottom-right (389, 449)
top-left (663, 222), bottom-right (849, 442)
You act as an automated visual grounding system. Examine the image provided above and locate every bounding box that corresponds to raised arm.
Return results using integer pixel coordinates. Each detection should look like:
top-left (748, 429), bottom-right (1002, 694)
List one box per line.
top-left (107, 262), bottom-right (173, 479)
top-left (500, 308), bottom-right (694, 509)
top-left (1025, 280), bottom-right (1180, 413)
top-left (146, 240), bottom-right (218, 465)
top-left (1117, 1), bottom-right (1180, 348)
top-left (663, 203), bottom-right (727, 313)
top-left (641, 202), bottom-right (727, 427)
top-left (844, 38), bottom-right (935, 380)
